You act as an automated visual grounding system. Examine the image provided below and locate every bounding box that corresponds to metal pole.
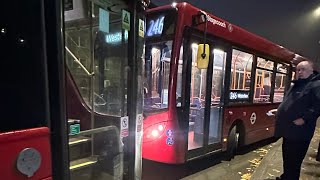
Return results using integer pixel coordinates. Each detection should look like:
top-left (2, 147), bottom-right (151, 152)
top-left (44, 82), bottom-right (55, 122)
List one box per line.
top-left (127, 0), bottom-right (138, 179)
top-left (89, 1), bottom-right (95, 157)
top-left (44, 0), bottom-right (70, 179)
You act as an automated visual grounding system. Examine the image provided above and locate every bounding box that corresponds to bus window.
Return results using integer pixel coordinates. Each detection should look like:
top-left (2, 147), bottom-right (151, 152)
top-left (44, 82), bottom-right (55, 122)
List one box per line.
top-left (273, 63), bottom-right (289, 103)
top-left (144, 41), bottom-right (172, 111)
top-left (1, 1), bottom-right (47, 132)
top-left (229, 49), bottom-right (253, 102)
top-left (65, 5), bottom-right (128, 116)
top-left (208, 49), bottom-right (226, 145)
top-left (65, 26), bottom-right (92, 107)
top-left (92, 6), bottom-right (128, 116)
top-left (190, 43), bottom-right (207, 106)
top-left (253, 58), bottom-right (274, 103)
top-left (211, 49), bottom-right (226, 104)
top-left (188, 42), bottom-right (208, 150)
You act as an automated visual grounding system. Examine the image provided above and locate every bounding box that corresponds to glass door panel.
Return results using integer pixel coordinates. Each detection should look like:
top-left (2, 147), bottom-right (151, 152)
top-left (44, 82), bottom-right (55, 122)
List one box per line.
top-left (188, 42), bottom-right (207, 150)
top-left (64, 1), bottom-right (130, 179)
top-left (208, 49), bottom-right (226, 145)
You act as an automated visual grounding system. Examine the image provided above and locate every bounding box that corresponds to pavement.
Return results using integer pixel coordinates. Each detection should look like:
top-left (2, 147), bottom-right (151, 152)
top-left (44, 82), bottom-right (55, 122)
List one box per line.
top-left (250, 120), bottom-right (320, 180)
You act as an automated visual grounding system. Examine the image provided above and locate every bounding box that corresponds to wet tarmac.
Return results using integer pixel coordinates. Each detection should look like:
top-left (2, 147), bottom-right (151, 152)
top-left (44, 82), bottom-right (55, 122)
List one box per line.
top-left (142, 138), bottom-right (276, 180)
top-left (251, 120), bottom-right (320, 180)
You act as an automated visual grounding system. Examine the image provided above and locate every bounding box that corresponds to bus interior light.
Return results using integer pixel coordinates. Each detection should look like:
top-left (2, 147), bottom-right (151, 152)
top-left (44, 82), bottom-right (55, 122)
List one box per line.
top-left (213, 49), bottom-right (224, 54)
top-left (152, 47), bottom-right (159, 54)
top-left (191, 43), bottom-right (198, 49)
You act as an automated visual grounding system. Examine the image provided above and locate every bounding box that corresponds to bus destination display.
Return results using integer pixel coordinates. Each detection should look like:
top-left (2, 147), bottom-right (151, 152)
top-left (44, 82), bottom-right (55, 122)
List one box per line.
top-left (146, 15), bottom-right (165, 37)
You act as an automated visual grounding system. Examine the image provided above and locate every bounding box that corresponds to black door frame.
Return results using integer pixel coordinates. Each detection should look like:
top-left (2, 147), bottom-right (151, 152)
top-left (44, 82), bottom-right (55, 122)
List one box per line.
top-left (180, 27), bottom-right (229, 160)
top-left (46, 0), bottom-right (144, 179)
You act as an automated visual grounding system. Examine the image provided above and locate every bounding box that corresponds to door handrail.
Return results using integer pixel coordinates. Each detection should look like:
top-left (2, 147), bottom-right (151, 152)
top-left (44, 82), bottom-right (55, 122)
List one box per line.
top-left (65, 46), bottom-right (94, 77)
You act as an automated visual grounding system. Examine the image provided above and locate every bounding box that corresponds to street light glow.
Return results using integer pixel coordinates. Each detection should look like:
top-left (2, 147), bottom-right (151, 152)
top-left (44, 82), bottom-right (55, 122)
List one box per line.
top-left (314, 6), bottom-right (320, 17)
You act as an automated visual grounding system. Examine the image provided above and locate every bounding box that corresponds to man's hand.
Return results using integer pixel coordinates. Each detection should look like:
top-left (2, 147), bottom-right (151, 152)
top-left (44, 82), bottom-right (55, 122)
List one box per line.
top-left (293, 118), bottom-right (305, 125)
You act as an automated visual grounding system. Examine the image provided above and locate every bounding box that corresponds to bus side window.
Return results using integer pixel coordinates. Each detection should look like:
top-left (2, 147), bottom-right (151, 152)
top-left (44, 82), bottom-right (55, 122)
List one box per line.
top-left (253, 58), bottom-right (274, 103)
top-left (273, 63), bottom-right (289, 103)
top-left (229, 49), bottom-right (253, 102)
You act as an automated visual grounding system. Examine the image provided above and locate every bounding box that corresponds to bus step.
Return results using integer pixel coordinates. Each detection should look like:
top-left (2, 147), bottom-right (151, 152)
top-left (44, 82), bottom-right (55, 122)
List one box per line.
top-left (70, 156), bottom-right (98, 180)
top-left (70, 156), bottom-right (98, 171)
top-left (69, 136), bottom-right (91, 146)
top-left (69, 136), bottom-right (91, 161)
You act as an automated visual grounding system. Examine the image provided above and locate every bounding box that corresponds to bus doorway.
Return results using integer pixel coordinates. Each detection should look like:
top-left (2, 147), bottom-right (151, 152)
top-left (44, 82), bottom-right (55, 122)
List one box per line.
top-left (183, 33), bottom-right (227, 159)
top-left (64, 0), bottom-right (147, 179)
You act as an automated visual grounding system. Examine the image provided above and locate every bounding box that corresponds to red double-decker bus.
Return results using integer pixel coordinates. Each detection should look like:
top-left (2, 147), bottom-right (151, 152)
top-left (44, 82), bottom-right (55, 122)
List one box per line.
top-left (142, 2), bottom-right (308, 164)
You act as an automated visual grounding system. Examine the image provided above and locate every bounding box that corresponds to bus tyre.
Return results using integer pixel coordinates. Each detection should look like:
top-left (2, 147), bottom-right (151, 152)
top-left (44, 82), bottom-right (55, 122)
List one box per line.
top-left (226, 126), bottom-right (239, 160)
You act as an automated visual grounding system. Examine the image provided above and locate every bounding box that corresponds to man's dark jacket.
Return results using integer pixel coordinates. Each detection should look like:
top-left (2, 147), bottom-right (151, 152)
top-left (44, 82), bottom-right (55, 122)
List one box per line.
top-left (275, 73), bottom-right (320, 141)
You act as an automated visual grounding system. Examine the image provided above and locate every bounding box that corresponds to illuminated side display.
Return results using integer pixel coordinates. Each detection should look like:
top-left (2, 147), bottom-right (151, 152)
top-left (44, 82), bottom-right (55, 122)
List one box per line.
top-left (146, 16), bottom-right (165, 37)
top-left (229, 90), bottom-right (250, 101)
top-left (105, 31), bottom-right (128, 44)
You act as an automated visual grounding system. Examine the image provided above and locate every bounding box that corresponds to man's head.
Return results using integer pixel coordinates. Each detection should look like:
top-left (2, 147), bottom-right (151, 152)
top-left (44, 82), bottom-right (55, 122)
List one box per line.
top-left (296, 61), bottom-right (314, 79)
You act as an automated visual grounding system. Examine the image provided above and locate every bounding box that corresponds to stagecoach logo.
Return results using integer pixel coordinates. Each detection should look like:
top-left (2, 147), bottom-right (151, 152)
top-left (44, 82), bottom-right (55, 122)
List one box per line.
top-left (16, 148), bottom-right (42, 178)
top-left (200, 10), bottom-right (226, 28)
top-left (250, 112), bottom-right (257, 125)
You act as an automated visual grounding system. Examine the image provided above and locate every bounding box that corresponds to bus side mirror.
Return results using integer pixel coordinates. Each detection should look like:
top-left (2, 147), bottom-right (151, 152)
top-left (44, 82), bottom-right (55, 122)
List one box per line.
top-left (197, 44), bottom-right (210, 69)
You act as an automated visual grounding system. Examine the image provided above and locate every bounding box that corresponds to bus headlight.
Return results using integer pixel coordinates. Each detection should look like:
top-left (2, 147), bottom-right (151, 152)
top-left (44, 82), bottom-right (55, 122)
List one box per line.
top-left (143, 122), bottom-right (167, 142)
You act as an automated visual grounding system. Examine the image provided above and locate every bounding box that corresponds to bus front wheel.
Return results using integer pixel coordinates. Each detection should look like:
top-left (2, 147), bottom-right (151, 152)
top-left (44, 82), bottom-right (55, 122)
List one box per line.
top-left (226, 126), bottom-right (239, 159)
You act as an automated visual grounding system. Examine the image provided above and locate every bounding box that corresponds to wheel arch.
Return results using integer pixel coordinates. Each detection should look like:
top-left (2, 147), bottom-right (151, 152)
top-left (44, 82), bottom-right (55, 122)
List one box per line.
top-left (228, 119), bottom-right (245, 147)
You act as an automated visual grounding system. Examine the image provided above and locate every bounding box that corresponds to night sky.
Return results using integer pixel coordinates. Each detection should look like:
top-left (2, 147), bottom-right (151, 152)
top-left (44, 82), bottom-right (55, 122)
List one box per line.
top-left (152, 0), bottom-right (320, 63)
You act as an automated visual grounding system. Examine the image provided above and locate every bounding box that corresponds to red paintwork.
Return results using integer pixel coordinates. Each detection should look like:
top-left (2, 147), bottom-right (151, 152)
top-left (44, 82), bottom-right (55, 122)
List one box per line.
top-left (148, 3), bottom-right (309, 63)
top-left (143, 2), bottom-right (310, 164)
top-left (142, 111), bottom-right (186, 164)
top-left (66, 70), bottom-right (121, 130)
top-left (223, 104), bottom-right (279, 148)
top-left (42, 177), bottom-right (52, 180)
top-left (66, 71), bottom-right (91, 129)
top-left (0, 127), bottom-right (52, 180)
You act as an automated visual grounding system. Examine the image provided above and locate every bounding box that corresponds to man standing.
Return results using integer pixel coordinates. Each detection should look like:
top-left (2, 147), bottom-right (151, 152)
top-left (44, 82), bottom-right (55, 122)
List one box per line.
top-left (275, 61), bottom-right (320, 180)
